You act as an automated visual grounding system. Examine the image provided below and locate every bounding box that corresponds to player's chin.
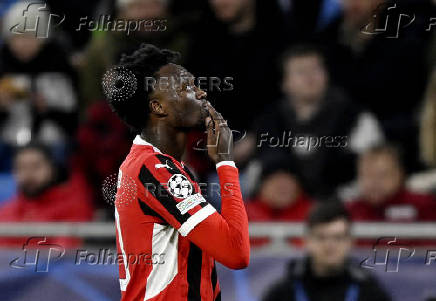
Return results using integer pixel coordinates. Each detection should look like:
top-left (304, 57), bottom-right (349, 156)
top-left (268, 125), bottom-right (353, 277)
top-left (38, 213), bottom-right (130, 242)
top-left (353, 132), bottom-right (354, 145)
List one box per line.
top-left (193, 115), bottom-right (207, 131)
top-left (183, 105), bottom-right (208, 130)
top-left (179, 113), bottom-right (205, 131)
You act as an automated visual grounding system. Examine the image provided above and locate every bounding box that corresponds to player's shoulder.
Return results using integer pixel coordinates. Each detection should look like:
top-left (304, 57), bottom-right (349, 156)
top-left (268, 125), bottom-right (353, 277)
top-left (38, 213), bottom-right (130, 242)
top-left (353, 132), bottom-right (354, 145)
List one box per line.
top-left (122, 146), bottom-right (178, 172)
top-left (135, 152), bottom-right (200, 202)
top-left (131, 151), bottom-right (195, 185)
top-left (141, 152), bottom-right (184, 174)
top-left (121, 135), bottom-right (195, 183)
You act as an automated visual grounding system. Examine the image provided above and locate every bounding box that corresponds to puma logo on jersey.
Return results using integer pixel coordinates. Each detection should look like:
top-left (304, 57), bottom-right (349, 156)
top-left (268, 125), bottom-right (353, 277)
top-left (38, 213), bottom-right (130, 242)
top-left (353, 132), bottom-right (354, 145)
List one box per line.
top-left (155, 161), bottom-right (173, 170)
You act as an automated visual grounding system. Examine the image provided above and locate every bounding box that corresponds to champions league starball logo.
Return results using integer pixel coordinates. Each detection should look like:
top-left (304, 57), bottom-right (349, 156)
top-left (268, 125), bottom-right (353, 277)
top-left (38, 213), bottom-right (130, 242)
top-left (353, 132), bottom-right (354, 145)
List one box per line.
top-left (167, 174), bottom-right (193, 199)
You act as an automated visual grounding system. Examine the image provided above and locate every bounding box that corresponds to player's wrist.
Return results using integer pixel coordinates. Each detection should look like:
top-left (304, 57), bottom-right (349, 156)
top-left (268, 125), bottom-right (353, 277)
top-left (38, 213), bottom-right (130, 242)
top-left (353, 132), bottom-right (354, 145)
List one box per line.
top-left (216, 160), bottom-right (236, 169)
top-left (215, 153), bottom-right (233, 163)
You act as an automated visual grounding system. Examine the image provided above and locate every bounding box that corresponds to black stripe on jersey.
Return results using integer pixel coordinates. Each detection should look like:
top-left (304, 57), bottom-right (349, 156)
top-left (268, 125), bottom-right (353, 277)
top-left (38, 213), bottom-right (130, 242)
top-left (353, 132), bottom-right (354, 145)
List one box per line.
top-left (215, 292), bottom-right (221, 301)
top-left (187, 243), bottom-right (203, 301)
top-left (137, 198), bottom-right (166, 221)
top-left (182, 165), bottom-right (206, 206)
top-left (155, 154), bottom-right (188, 178)
top-left (138, 165), bottom-right (189, 225)
top-left (211, 263), bottom-right (217, 292)
top-left (183, 165), bottom-right (198, 183)
top-left (155, 155), bottom-right (198, 184)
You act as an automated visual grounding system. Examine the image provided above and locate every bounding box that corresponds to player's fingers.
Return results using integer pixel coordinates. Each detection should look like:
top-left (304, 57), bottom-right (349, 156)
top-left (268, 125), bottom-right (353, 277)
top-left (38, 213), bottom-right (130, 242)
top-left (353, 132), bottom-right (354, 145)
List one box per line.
top-left (214, 110), bottom-right (225, 123)
top-left (213, 108), bottom-right (226, 125)
top-left (217, 119), bottom-right (228, 127)
top-left (219, 123), bottom-right (231, 138)
top-left (205, 116), bottom-right (212, 129)
top-left (206, 102), bottom-right (217, 119)
top-left (205, 116), bottom-right (216, 138)
top-left (207, 102), bottom-right (224, 123)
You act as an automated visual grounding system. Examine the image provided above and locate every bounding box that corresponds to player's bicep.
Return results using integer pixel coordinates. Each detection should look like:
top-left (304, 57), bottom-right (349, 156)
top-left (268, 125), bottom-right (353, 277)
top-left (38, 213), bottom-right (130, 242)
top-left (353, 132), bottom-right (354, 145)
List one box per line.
top-left (137, 155), bottom-right (216, 236)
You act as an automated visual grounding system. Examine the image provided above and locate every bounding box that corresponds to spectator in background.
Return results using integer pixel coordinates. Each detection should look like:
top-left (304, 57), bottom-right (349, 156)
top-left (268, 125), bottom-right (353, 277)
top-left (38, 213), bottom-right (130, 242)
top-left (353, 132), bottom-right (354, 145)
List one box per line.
top-left (80, 0), bottom-right (194, 107)
top-left (254, 45), bottom-right (383, 199)
top-left (0, 143), bottom-right (94, 248)
top-left (0, 1), bottom-right (78, 170)
top-left (317, 0), bottom-right (430, 172)
top-left (420, 67), bottom-right (436, 168)
top-left (278, 0), bottom-right (342, 43)
top-left (184, 0), bottom-right (287, 180)
top-left (45, 0), bottom-right (101, 51)
top-left (246, 159), bottom-right (312, 222)
top-left (73, 101), bottom-right (131, 215)
top-left (262, 202), bottom-right (391, 301)
top-left (187, 0), bottom-right (285, 133)
top-left (348, 144), bottom-right (436, 222)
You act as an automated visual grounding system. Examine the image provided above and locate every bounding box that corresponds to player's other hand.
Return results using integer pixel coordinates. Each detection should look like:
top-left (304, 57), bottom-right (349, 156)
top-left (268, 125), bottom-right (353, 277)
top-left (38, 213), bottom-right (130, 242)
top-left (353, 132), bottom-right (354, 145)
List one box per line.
top-left (205, 102), bottom-right (234, 164)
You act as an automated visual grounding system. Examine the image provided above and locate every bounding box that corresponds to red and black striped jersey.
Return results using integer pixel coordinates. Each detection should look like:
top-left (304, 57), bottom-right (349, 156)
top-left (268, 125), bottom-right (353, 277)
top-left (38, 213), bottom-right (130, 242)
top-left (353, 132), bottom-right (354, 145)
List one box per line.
top-left (115, 135), bottom-right (242, 301)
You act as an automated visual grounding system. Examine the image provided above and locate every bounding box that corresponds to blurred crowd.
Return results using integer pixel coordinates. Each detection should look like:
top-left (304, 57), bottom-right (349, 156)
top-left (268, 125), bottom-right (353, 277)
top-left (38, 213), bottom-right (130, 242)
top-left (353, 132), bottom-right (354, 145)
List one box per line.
top-left (0, 0), bottom-right (435, 230)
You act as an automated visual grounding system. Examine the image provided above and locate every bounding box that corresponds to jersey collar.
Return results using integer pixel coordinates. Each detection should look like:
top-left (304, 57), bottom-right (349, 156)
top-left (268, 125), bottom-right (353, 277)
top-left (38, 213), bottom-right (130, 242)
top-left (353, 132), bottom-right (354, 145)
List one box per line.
top-left (133, 135), bottom-right (162, 153)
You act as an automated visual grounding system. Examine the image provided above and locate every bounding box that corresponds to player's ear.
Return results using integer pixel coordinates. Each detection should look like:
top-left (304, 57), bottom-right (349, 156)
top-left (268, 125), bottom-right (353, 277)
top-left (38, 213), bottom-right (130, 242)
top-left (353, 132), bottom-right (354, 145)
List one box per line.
top-left (149, 99), bottom-right (167, 117)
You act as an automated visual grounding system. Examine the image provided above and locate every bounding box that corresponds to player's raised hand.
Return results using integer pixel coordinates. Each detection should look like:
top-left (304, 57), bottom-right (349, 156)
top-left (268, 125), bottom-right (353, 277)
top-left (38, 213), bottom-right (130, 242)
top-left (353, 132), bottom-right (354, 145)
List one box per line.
top-left (205, 102), bottom-right (234, 164)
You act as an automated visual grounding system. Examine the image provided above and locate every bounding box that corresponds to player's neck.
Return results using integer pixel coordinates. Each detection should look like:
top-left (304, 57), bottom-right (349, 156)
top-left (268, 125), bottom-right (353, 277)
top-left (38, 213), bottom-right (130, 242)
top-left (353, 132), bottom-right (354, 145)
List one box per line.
top-left (141, 125), bottom-right (186, 161)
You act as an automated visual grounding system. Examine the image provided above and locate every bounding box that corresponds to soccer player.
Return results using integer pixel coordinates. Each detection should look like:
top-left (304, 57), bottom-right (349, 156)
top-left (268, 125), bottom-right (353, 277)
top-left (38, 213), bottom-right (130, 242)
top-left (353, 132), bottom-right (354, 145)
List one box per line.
top-left (104, 44), bottom-right (250, 301)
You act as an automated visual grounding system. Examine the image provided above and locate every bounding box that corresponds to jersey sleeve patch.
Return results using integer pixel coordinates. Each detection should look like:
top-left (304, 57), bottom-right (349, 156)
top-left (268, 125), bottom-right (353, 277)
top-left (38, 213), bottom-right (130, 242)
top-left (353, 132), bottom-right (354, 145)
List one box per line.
top-left (176, 193), bottom-right (206, 215)
top-left (167, 174), bottom-right (194, 199)
top-left (139, 165), bottom-right (189, 223)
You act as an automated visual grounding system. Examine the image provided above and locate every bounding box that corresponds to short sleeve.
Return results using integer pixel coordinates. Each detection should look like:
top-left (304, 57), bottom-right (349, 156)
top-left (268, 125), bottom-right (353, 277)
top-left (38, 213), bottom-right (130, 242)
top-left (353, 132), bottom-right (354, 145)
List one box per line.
top-left (137, 154), bottom-right (216, 236)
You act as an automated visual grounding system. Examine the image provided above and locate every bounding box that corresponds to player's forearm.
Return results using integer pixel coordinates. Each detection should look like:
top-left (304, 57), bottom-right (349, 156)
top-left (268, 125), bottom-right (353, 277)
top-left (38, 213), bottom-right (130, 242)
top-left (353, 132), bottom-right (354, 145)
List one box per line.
top-left (187, 162), bottom-right (250, 269)
top-left (188, 213), bottom-right (250, 269)
top-left (216, 162), bottom-right (250, 266)
top-left (216, 162), bottom-right (248, 226)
